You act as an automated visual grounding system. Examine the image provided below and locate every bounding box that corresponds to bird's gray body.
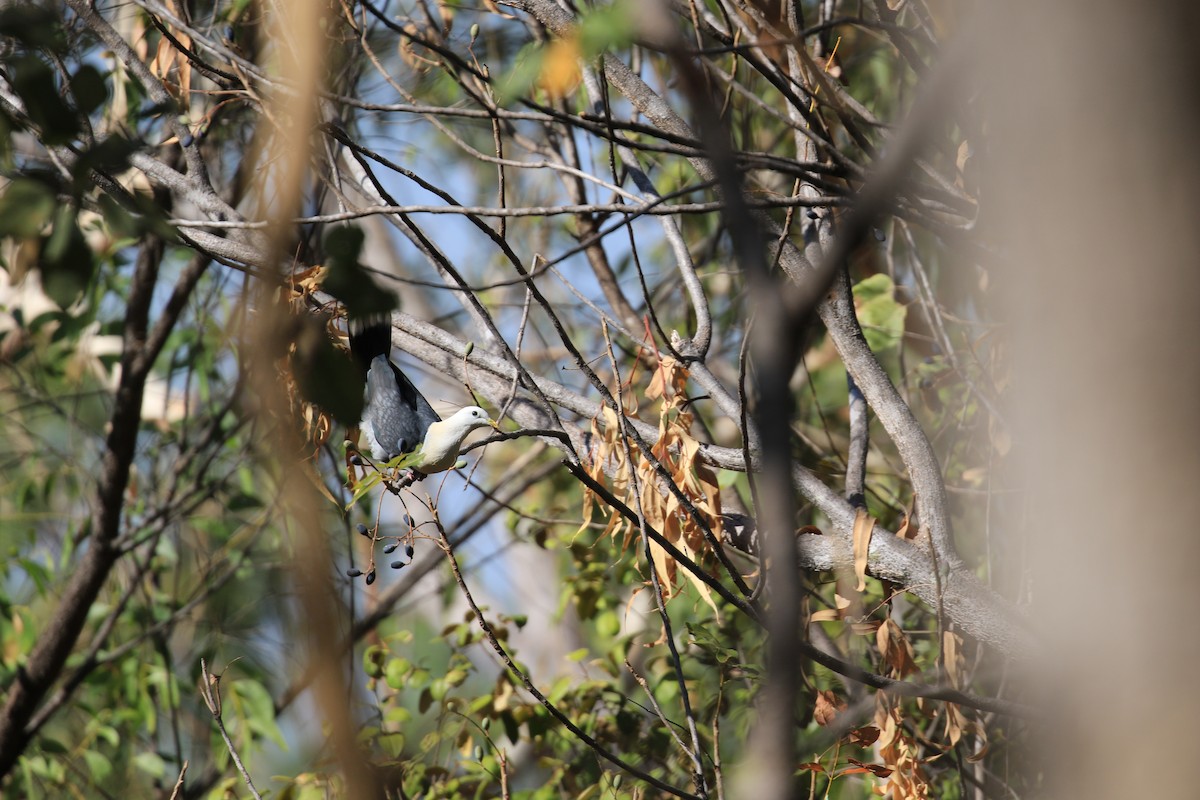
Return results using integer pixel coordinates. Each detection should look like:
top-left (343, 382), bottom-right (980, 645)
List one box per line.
top-left (349, 320), bottom-right (441, 461)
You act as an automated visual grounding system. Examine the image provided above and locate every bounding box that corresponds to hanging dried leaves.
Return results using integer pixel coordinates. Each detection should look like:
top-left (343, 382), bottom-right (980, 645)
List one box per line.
top-left (579, 355), bottom-right (723, 616)
top-left (877, 618), bottom-right (919, 679)
top-left (147, 27), bottom-right (193, 103)
top-left (940, 630), bottom-right (988, 757)
top-left (875, 699), bottom-right (931, 799)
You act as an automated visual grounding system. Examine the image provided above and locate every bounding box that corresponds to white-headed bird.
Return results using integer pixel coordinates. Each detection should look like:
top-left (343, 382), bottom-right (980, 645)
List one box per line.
top-left (349, 319), bottom-right (496, 476)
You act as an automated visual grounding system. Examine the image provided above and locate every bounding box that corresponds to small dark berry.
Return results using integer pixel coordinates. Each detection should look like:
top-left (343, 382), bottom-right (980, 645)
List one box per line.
top-left (180, 134), bottom-right (194, 147)
top-left (383, 543), bottom-right (398, 554)
top-left (346, 568), bottom-right (363, 578)
top-left (403, 515), bottom-right (413, 528)
top-left (365, 569), bottom-right (376, 585)
top-left (405, 544), bottom-right (415, 558)
top-left (390, 560), bottom-right (405, 570)
top-left (356, 523), bottom-right (370, 537)
top-left (350, 455), bottom-right (362, 466)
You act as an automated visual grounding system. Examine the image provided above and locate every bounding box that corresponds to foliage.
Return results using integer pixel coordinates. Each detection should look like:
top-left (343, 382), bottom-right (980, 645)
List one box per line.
top-left (0, 1), bottom-right (1025, 799)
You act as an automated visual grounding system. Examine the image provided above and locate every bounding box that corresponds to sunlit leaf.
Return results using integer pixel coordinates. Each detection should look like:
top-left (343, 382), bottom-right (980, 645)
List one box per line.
top-left (853, 273), bottom-right (907, 352)
top-left (814, 689), bottom-right (846, 726)
top-left (852, 508), bottom-right (875, 592)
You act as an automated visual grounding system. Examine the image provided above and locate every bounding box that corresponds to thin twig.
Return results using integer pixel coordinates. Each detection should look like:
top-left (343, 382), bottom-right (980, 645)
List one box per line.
top-left (435, 522), bottom-right (701, 800)
top-left (198, 659), bottom-right (263, 800)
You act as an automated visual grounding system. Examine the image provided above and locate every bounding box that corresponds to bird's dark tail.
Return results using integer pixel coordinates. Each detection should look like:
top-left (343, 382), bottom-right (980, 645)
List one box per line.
top-left (348, 317), bottom-right (392, 371)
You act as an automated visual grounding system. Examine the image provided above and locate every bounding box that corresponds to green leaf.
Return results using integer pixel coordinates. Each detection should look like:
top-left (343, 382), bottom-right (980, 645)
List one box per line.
top-left (852, 273), bottom-right (907, 352)
top-left (72, 135), bottom-right (138, 192)
top-left (81, 750), bottom-right (112, 782)
top-left (9, 55), bottom-right (79, 144)
top-left (0, 178), bottom-right (56, 238)
top-left (385, 658), bottom-right (408, 690)
top-left (578, 1), bottom-right (637, 57)
top-left (132, 751), bottom-right (166, 780)
top-left (501, 711), bottom-right (521, 744)
top-left (0, 6), bottom-right (66, 51)
top-left (379, 731), bottom-right (406, 758)
top-left (69, 66), bottom-right (108, 116)
top-left (232, 678), bottom-right (288, 750)
top-left (595, 610), bottom-right (620, 638)
top-left (38, 737), bottom-right (68, 755)
top-left (496, 42), bottom-right (544, 107)
top-left (291, 313), bottom-right (364, 426)
top-left (363, 645), bottom-right (387, 679)
top-left (40, 206), bottom-right (95, 307)
top-left (226, 492), bottom-right (262, 511)
top-left (386, 706), bottom-right (412, 725)
top-left (322, 226), bottom-right (398, 317)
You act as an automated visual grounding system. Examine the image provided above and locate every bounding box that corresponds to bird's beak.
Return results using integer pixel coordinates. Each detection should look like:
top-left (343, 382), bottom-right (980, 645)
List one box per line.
top-left (487, 418), bottom-right (500, 430)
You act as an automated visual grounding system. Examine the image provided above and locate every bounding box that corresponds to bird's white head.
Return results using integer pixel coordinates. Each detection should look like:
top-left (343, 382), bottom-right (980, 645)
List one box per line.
top-left (448, 406), bottom-right (499, 434)
top-left (414, 406), bottom-right (499, 474)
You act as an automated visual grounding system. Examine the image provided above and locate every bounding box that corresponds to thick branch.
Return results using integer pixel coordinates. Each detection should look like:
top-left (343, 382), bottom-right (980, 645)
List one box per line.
top-left (0, 240), bottom-right (164, 779)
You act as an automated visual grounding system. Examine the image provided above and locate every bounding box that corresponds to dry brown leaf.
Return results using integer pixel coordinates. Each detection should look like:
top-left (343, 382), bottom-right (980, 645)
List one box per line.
top-left (645, 356), bottom-right (687, 400)
top-left (810, 591), bottom-right (852, 622)
top-left (877, 619), bottom-right (918, 678)
top-left (846, 758), bottom-right (894, 778)
top-left (814, 689), bottom-right (846, 726)
top-left (175, 32), bottom-right (192, 100)
top-left (648, 540), bottom-right (674, 599)
top-left (306, 460), bottom-right (340, 506)
top-left (131, 16), bottom-right (149, 61)
top-left (965, 738), bottom-right (991, 762)
top-left (492, 675), bottom-right (513, 712)
top-left (944, 702), bottom-right (965, 747)
top-left (149, 36), bottom-right (175, 80)
top-left (942, 630), bottom-right (963, 688)
top-left (874, 700), bottom-right (930, 799)
top-left (847, 725), bottom-right (881, 747)
top-left (677, 533), bottom-right (719, 618)
top-left (288, 265), bottom-right (326, 300)
top-left (852, 509), bottom-right (876, 592)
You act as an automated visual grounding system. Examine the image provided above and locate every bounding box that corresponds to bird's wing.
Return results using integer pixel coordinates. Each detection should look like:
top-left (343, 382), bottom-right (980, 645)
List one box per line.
top-left (388, 361), bottom-right (441, 432)
top-left (362, 355), bottom-right (441, 459)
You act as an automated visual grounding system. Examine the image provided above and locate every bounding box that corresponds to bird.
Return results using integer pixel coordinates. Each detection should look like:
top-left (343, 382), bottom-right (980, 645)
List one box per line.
top-left (411, 406), bottom-right (499, 474)
top-left (348, 319), bottom-right (498, 476)
top-left (349, 318), bottom-right (441, 463)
